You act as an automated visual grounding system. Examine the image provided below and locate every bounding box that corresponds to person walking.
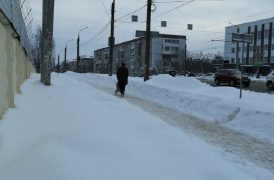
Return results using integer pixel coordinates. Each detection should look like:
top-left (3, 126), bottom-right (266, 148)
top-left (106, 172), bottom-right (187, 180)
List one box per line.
top-left (115, 62), bottom-right (129, 97)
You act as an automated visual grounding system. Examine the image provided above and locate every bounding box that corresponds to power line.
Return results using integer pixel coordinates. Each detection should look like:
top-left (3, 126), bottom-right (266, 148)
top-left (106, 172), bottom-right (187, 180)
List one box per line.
top-left (152, 0), bottom-right (195, 19)
top-left (154, 0), bottom-right (190, 3)
top-left (154, 0), bottom-right (223, 3)
top-left (198, 9), bottom-right (274, 29)
top-left (116, 0), bottom-right (141, 12)
top-left (100, 0), bottom-right (110, 20)
top-left (80, 22), bottom-right (111, 46)
top-left (115, 4), bottom-right (147, 21)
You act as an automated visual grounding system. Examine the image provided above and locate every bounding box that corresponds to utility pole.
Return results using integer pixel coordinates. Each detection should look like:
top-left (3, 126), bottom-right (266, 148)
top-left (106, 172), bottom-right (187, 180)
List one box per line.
top-left (77, 34), bottom-right (80, 72)
top-left (184, 44), bottom-right (187, 73)
top-left (77, 27), bottom-right (88, 73)
top-left (41, 0), bottom-right (55, 85)
top-left (64, 46), bottom-right (67, 72)
top-left (57, 53), bottom-right (60, 73)
top-left (64, 39), bottom-right (72, 72)
top-left (144, 0), bottom-right (152, 81)
top-left (109, 0), bottom-right (115, 76)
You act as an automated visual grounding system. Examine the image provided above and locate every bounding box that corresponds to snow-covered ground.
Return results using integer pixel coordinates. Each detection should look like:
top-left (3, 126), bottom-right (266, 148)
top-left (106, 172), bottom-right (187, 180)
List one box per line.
top-left (0, 73), bottom-right (273, 180)
top-left (68, 72), bottom-right (274, 144)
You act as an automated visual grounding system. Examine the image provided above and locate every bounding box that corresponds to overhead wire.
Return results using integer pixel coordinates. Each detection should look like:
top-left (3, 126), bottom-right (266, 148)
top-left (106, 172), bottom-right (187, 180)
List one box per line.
top-left (115, 4), bottom-right (147, 22)
top-left (80, 21), bottom-right (111, 47)
top-left (152, 0), bottom-right (195, 19)
top-left (198, 9), bottom-right (274, 29)
top-left (116, 0), bottom-right (141, 12)
top-left (100, 0), bottom-right (110, 20)
top-left (154, 0), bottom-right (223, 3)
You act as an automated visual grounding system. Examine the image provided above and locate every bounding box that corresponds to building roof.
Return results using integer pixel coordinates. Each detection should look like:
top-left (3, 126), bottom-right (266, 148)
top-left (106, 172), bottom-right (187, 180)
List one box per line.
top-left (226, 16), bottom-right (274, 29)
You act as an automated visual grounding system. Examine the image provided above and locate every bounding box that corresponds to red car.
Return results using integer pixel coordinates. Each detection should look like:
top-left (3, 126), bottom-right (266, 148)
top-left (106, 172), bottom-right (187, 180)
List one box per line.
top-left (214, 69), bottom-right (251, 87)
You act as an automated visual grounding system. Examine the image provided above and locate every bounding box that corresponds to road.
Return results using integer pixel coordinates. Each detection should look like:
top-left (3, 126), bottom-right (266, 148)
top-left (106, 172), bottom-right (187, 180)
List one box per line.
top-left (198, 78), bottom-right (274, 94)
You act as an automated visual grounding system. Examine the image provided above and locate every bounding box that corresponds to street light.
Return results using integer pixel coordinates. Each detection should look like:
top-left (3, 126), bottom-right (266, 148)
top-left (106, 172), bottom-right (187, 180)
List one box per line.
top-left (64, 39), bottom-right (73, 72)
top-left (77, 26), bottom-right (88, 72)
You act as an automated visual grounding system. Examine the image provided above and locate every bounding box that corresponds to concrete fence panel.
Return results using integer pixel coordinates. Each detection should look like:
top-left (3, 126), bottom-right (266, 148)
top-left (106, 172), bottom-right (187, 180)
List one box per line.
top-left (0, 13), bottom-right (34, 118)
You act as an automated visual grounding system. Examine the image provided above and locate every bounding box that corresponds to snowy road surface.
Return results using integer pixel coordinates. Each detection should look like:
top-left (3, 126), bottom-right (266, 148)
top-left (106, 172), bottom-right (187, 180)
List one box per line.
top-left (0, 73), bottom-right (273, 180)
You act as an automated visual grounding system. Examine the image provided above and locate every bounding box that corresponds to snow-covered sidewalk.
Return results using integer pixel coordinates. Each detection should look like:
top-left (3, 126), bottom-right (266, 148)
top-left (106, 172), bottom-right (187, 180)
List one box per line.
top-left (0, 73), bottom-right (273, 180)
top-left (68, 72), bottom-right (274, 144)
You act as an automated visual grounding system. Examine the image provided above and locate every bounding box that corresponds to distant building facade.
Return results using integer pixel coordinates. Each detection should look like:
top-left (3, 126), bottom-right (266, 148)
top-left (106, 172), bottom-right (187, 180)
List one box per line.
top-left (224, 17), bottom-right (274, 74)
top-left (61, 57), bottom-right (94, 73)
top-left (94, 33), bottom-right (186, 76)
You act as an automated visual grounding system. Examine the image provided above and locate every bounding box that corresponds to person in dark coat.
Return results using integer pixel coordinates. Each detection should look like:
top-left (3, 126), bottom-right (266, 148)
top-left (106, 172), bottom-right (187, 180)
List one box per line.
top-left (116, 62), bottom-right (129, 96)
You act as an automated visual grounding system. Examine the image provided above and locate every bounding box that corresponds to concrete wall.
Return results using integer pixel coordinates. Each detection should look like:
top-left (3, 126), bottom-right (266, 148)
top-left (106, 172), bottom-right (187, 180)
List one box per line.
top-left (0, 13), bottom-right (34, 118)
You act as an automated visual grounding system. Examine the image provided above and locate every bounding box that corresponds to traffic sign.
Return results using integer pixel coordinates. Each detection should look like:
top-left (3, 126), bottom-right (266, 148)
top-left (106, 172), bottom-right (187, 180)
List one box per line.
top-left (232, 33), bottom-right (253, 43)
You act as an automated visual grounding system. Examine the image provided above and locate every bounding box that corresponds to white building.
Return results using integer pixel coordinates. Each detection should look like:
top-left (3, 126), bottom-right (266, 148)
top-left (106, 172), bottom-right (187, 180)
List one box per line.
top-left (94, 33), bottom-right (186, 76)
top-left (224, 17), bottom-right (274, 69)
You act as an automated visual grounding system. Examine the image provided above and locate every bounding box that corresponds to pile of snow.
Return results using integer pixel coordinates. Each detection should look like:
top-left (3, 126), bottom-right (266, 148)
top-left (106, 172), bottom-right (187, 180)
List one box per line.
top-left (0, 73), bottom-right (273, 180)
top-left (68, 73), bottom-right (274, 144)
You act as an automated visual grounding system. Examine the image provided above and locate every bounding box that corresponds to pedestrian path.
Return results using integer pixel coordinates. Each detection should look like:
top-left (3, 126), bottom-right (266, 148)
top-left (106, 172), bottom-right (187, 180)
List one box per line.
top-left (76, 77), bottom-right (274, 173)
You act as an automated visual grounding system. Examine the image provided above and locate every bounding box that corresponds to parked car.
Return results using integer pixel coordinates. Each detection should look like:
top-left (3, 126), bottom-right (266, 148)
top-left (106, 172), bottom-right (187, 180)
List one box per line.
top-left (214, 69), bottom-right (251, 87)
top-left (266, 70), bottom-right (274, 90)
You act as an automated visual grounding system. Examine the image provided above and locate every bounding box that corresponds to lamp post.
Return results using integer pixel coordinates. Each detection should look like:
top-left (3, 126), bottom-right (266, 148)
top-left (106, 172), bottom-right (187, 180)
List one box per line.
top-left (77, 26), bottom-right (88, 72)
top-left (64, 39), bottom-right (73, 72)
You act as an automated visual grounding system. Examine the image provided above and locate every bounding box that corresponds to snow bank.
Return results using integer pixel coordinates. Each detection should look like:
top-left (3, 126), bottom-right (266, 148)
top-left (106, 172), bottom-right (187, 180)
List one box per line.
top-left (68, 73), bottom-right (274, 144)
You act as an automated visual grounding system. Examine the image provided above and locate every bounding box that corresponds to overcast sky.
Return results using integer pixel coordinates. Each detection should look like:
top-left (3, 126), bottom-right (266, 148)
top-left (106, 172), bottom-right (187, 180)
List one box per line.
top-left (27, 0), bottom-right (274, 61)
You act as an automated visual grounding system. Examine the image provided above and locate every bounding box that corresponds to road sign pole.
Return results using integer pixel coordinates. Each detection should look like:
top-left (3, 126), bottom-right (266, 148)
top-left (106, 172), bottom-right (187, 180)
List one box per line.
top-left (232, 33), bottom-right (253, 99)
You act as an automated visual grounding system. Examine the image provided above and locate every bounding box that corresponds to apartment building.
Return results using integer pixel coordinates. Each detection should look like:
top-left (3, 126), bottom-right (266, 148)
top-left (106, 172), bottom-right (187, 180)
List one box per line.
top-left (94, 33), bottom-right (186, 76)
top-left (224, 17), bottom-right (274, 73)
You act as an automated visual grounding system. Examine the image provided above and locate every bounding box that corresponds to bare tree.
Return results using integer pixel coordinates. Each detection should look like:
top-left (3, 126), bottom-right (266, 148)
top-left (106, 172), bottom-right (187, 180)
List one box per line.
top-left (32, 26), bottom-right (42, 73)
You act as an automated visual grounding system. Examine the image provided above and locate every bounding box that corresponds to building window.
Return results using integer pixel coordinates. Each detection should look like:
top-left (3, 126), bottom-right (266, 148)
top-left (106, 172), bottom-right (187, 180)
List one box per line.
top-left (231, 58), bottom-right (235, 64)
top-left (250, 46), bottom-right (253, 52)
top-left (172, 40), bottom-right (179, 44)
top-left (171, 47), bottom-right (179, 52)
top-left (163, 54), bottom-right (170, 59)
top-left (257, 31), bottom-right (261, 39)
top-left (164, 46), bottom-right (170, 51)
top-left (171, 54), bottom-right (178, 58)
top-left (264, 30), bottom-right (269, 38)
top-left (231, 48), bottom-right (235, 53)
top-left (250, 57), bottom-right (253, 63)
top-left (271, 56), bottom-right (274, 63)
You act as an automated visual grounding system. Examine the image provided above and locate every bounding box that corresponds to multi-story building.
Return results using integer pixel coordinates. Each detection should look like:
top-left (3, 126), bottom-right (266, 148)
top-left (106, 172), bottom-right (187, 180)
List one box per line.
top-left (224, 17), bottom-right (274, 74)
top-left (94, 33), bottom-right (186, 76)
